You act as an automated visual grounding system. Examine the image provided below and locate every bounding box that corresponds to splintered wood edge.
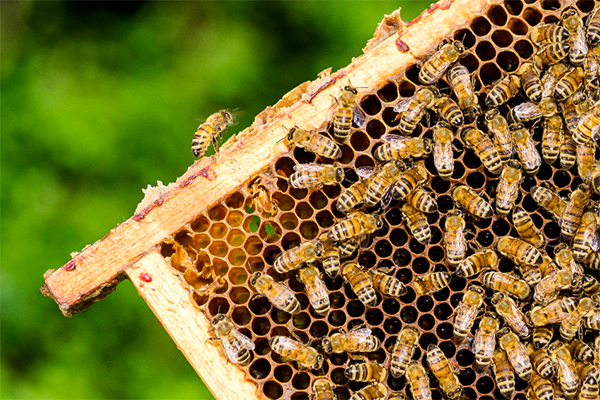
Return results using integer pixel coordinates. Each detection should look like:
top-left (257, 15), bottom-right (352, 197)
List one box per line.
top-left (42, 0), bottom-right (498, 316)
top-left (127, 250), bottom-right (258, 400)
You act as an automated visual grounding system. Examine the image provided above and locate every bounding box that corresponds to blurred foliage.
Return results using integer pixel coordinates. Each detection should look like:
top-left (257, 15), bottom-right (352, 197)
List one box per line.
top-left (1, 1), bottom-right (430, 399)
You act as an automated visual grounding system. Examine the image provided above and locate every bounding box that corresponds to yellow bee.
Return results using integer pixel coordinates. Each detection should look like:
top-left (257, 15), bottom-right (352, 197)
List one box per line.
top-left (579, 364), bottom-right (600, 400)
top-left (269, 336), bottom-right (323, 370)
top-left (486, 74), bottom-right (521, 107)
top-left (444, 209), bottom-right (466, 266)
top-left (533, 42), bottom-right (570, 69)
top-left (585, 309), bottom-right (600, 329)
top-left (448, 64), bottom-right (480, 118)
top-left (584, 249), bottom-right (600, 270)
top-left (569, 339), bottom-right (594, 362)
top-left (344, 358), bottom-right (386, 383)
top-left (541, 62), bottom-right (570, 98)
top-left (405, 362), bottom-right (432, 400)
top-left (414, 271), bottom-right (452, 296)
top-left (210, 314), bottom-right (255, 366)
top-left (336, 178), bottom-right (371, 214)
top-left (361, 161), bottom-right (403, 207)
top-left (393, 87), bottom-right (437, 135)
top-left (530, 297), bottom-right (578, 326)
top-left (562, 6), bottom-right (588, 66)
top-left (286, 127), bottom-right (342, 159)
top-left (560, 297), bottom-right (594, 341)
top-left (588, 7), bottom-right (600, 44)
top-left (563, 91), bottom-right (591, 134)
top-left (516, 263), bottom-right (542, 286)
top-left (433, 94), bottom-right (463, 126)
top-left (560, 184), bottom-right (592, 241)
top-left (561, 132), bottom-right (578, 169)
top-left (462, 128), bottom-right (503, 175)
top-left (392, 164), bottom-right (428, 200)
top-left (432, 121), bottom-right (454, 180)
top-left (496, 162), bottom-right (522, 217)
top-left (554, 66), bottom-right (585, 101)
top-left (541, 115), bottom-right (563, 164)
top-left (426, 344), bottom-right (462, 399)
top-left (366, 269), bottom-right (407, 298)
top-left (312, 378), bottom-right (337, 400)
top-left (289, 163), bottom-right (344, 190)
top-left (332, 84), bottom-right (365, 141)
top-left (472, 312), bottom-right (499, 368)
top-left (322, 326), bottom-right (381, 354)
top-left (586, 46), bottom-right (600, 100)
top-left (328, 211), bottom-right (383, 242)
top-left (320, 239), bottom-right (341, 278)
top-left (532, 326), bottom-right (554, 349)
top-left (533, 269), bottom-right (574, 306)
top-left (248, 179), bottom-right (279, 218)
top-left (341, 262), bottom-right (377, 307)
top-left (577, 139), bottom-right (596, 182)
top-left (497, 327), bottom-right (533, 381)
top-left (508, 98), bottom-right (558, 123)
top-left (493, 348), bottom-right (516, 398)
top-left (554, 243), bottom-right (584, 276)
top-left (518, 62), bottom-right (543, 102)
top-left (530, 23), bottom-right (569, 46)
top-left (406, 187), bottom-right (437, 213)
top-left (512, 206), bottom-right (544, 247)
top-left (348, 383), bottom-right (387, 400)
top-left (274, 240), bottom-right (324, 274)
top-left (539, 254), bottom-right (560, 275)
top-left (496, 236), bottom-right (543, 268)
top-left (250, 272), bottom-right (301, 314)
top-left (455, 249), bottom-right (498, 278)
top-left (582, 273), bottom-right (600, 295)
top-left (453, 284), bottom-right (484, 342)
top-left (485, 108), bottom-right (513, 162)
top-left (492, 292), bottom-right (531, 338)
top-left (452, 184), bottom-right (493, 219)
top-left (482, 271), bottom-right (531, 301)
top-left (390, 326), bottom-right (419, 378)
top-left (527, 344), bottom-right (555, 380)
top-left (529, 373), bottom-right (554, 400)
top-left (419, 40), bottom-right (465, 85)
top-left (510, 123), bottom-right (542, 174)
top-left (191, 109), bottom-right (234, 158)
top-left (575, 104), bottom-right (600, 147)
top-left (297, 266), bottom-right (330, 316)
top-left (531, 185), bottom-right (567, 221)
top-left (549, 342), bottom-right (579, 398)
top-left (373, 135), bottom-right (432, 162)
top-left (401, 202), bottom-right (431, 245)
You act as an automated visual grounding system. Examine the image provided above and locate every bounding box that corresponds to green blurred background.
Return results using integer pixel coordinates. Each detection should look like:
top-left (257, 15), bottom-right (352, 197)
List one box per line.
top-left (1, 1), bottom-right (431, 398)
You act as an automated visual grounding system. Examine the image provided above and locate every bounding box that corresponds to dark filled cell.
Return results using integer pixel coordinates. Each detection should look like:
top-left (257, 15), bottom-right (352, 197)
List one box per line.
top-left (399, 287), bottom-right (416, 304)
top-left (498, 257), bottom-right (515, 273)
top-left (436, 322), bottom-right (454, 339)
top-left (497, 51), bottom-right (520, 72)
top-left (330, 292), bottom-right (346, 309)
top-left (360, 95), bottom-right (382, 116)
top-left (252, 317), bottom-right (271, 335)
top-left (293, 312), bottom-right (310, 330)
top-left (522, 7), bottom-right (542, 26)
top-left (382, 107), bottom-right (400, 127)
top-left (506, 0), bottom-right (523, 15)
top-left (434, 303), bottom-right (453, 320)
top-left (476, 375), bottom-right (495, 394)
top-left (452, 161), bottom-right (465, 180)
top-left (401, 305), bottom-right (418, 323)
top-left (508, 17), bottom-right (528, 35)
top-left (488, 4), bottom-right (508, 25)
top-left (544, 221), bottom-right (560, 239)
top-left (409, 239), bottom-right (426, 254)
top-left (393, 249), bottom-right (412, 267)
top-left (328, 310), bottom-right (347, 327)
top-left (417, 295), bottom-right (434, 312)
top-left (325, 275), bottom-right (344, 291)
top-left (476, 41), bottom-right (496, 61)
top-left (480, 63), bottom-right (502, 85)
top-left (433, 287), bottom-right (450, 302)
top-left (274, 365), bottom-right (292, 382)
top-left (437, 195), bottom-right (454, 213)
top-left (386, 208), bottom-right (403, 226)
top-left (456, 349), bottom-right (475, 366)
top-left (477, 230), bottom-right (495, 247)
top-left (292, 372), bottom-right (310, 390)
top-left (366, 119), bottom-right (386, 139)
top-left (418, 314), bottom-right (435, 330)
top-left (450, 293), bottom-right (464, 308)
top-left (419, 332), bottom-right (438, 349)
top-left (358, 251), bottom-right (377, 268)
top-left (462, 388), bottom-right (477, 400)
top-left (412, 257), bottom-right (430, 274)
top-left (383, 298), bottom-right (401, 315)
top-left (293, 146), bottom-right (316, 164)
top-left (466, 171), bottom-right (486, 188)
top-left (454, 28), bottom-right (476, 48)
top-left (384, 317), bottom-right (402, 334)
top-left (522, 194), bottom-right (538, 212)
top-left (374, 240), bottom-right (393, 258)
top-left (577, 0), bottom-right (595, 12)
top-left (250, 358), bottom-right (271, 380)
top-left (347, 300), bottom-right (365, 318)
top-left (428, 246), bottom-right (445, 262)
top-left (378, 82), bottom-right (398, 102)
top-left (439, 340), bottom-right (456, 358)
top-left (329, 353), bottom-right (348, 366)
top-left (541, 0), bottom-right (560, 10)
top-left (492, 219), bottom-right (510, 236)
top-left (350, 131), bottom-right (370, 151)
top-left (431, 177), bottom-right (451, 194)
top-left (366, 308), bottom-right (384, 325)
top-left (458, 367), bottom-right (476, 385)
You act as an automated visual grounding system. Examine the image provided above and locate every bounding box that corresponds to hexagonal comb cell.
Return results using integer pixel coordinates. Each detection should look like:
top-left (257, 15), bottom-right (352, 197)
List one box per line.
top-left (160, 1), bottom-right (600, 399)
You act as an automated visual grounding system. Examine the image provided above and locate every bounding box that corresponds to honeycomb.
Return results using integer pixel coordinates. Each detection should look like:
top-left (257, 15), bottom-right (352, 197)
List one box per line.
top-left (158, 1), bottom-right (599, 399)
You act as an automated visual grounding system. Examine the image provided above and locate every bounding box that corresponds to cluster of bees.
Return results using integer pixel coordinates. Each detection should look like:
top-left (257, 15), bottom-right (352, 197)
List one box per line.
top-left (196, 4), bottom-right (600, 400)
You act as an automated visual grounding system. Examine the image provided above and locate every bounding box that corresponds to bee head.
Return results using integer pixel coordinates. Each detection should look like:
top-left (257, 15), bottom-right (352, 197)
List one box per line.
top-left (315, 241), bottom-right (325, 258)
top-left (314, 354), bottom-right (324, 370)
top-left (287, 127), bottom-right (298, 141)
top-left (468, 283), bottom-right (485, 295)
top-left (321, 338), bottom-right (332, 353)
top-left (250, 272), bottom-right (262, 286)
top-left (452, 40), bottom-right (465, 54)
top-left (335, 167), bottom-right (345, 183)
top-left (497, 327), bottom-right (511, 338)
top-left (344, 85), bottom-right (358, 95)
top-left (374, 214), bottom-right (383, 229)
top-left (422, 138), bottom-right (433, 155)
top-left (221, 110), bottom-right (234, 126)
top-left (509, 123), bottom-right (524, 131)
top-left (211, 314), bottom-right (227, 325)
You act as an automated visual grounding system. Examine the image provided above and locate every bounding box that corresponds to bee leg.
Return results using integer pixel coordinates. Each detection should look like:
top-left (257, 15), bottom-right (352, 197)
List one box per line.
top-left (212, 133), bottom-right (220, 154)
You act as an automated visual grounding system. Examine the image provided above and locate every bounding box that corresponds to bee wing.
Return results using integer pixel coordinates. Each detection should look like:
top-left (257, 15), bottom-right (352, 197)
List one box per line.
top-left (306, 275), bottom-right (330, 309)
top-left (382, 185), bottom-right (396, 208)
top-left (393, 96), bottom-right (415, 113)
top-left (584, 223), bottom-right (600, 252)
top-left (221, 337), bottom-right (240, 364)
top-left (513, 102), bottom-right (541, 119)
top-left (232, 329), bottom-right (256, 351)
top-left (347, 327), bottom-right (372, 339)
top-left (353, 106), bottom-right (366, 128)
top-left (381, 133), bottom-right (409, 144)
top-left (516, 140), bottom-right (541, 167)
top-left (293, 163), bottom-right (324, 172)
top-left (356, 166), bottom-right (377, 180)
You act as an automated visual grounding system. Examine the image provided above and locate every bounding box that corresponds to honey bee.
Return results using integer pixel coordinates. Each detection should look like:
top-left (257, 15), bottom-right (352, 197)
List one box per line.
top-left (538, 254), bottom-right (560, 275)
top-left (405, 362), bottom-right (432, 400)
top-left (312, 378), bottom-right (337, 400)
top-left (321, 240), bottom-right (341, 278)
top-left (562, 6), bottom-right (589, 66)
top-left (577, 140), bottom-right (596, 182)
top-left (191, 109), bottom-right (234, 158)
top-left (582, 273), bottom-right (600, 295)
top-left (530, 23), bottom-right (569, 46)
top-left (560, 184), bottom-right (592, 241)
top-left (419, 40), bottom-right (465, 85)
top-left (392, 165), bottom-right (428, 200)
top-left (452, 184), bottom-right (493, 219)
top-left (493, 348), bottom-right (516, 398)
top-left (390, 326), bottom-right (419, 378)
top-left (462, 128), bottom-right (503, 175)
top-left (341, 262), bottom-right (377, 307)
top-left (530, 297), bottom-right (578, 326)
top-left (549, 342), bottom-right (579, 399)
top-left (361, 161), bottom-right (403, 207)
top-left (249, 179), bottom-right (279, 218)
top-left (586, 47), bottom-right (600, 101)
top-left (269, 336), bottom-right (323, 370)
top-left (455, 249), bottom-right (498, 278)
top-left (496, 161), bottom-right (523, 217)
top-left (274, 240), bottom-right (324, 274)
top-left (366, 269), bottom-right (407, 298)
top-left (533, 42), bottom-right (570, 69)
top-left (338, 238), bottom-right (358, 260)
top-left (444, 209), bottom-right (467, 266)
top-left (250, 272), bottom-right (301, 314)
top-left (426, 344), bottom-right (462, 399)
top-left (454, 284), bottom-right (484, 342)
top-left (433, 94), bottom-right (464, 126)
top-left (554, 243), bottom-right (584, 276)
top-left (554, 67), bottom-right (586, 101)
top-left (560, 132), bottom-right (578, 169)
top-left (472, 312), bottom-right (499, 368)
top-left (373, 135), bottom-right (432, 161)
top-left (211, 314), bottom-right (255, 366)
top-left (519, 62), bottom-right (543, 102)
top-left (568, 339), bottom-right (594, 362)
top-left (286, 127), bottom-right (342, 159)
top-left (533, 269), bottom-right (574, 306)
top-left (563, 91), bottom-right (591, 134)
top-left (337, 178), bottom-right (371, 214)
top-left (290, 163), bottom-right (344, 190)
top-left (393, 87), bottom-right (437, 135)
top-left (482, 270), bottom-right (531, 301)
top-left (332, 84), bottom-right (365, 141)
top-left (585, 309), bottom-right (600, 329)
top-left (531, 185), bottom-right (567, 221)
top-left (511, 97), bottom-right (559, 124)
top-left (344, 359), bottom-right (386, 383)
top-left (587, 7), bottom-right (600, 45)
top-left (322, 326), bottom-right (381, 354)
top-left (406, 187), bottom-right (437, 213)
top-left (584, 249), bottom-right (600, 270)
top-left (401, 202), bottom-right (431, 245)
top-left (486, 74), bottom-right (521, 107)
top-left (516, 263), bottom-right (543, 287)
top-left (527, 344), bottom-right (555, 379)
top-left (496, 236), bottom-right (543, 268)
top-left (529, 373), bottom-right (554, 400)
top-left (414, 271), bottom-right (452, 296)
top-left (541, 62), bottom-right (570, 98)
top-left (492, 292), bottom-right (531, 338)
top-left (511, 123), bottom-right (542, 175)
top-left (542, 115), bottom-right (564, 164)
top-left (328, 211), bottom-right (383, 241)
top-left (532, 326), bottom-right (554, 349)
top-left (297, 266), bottom-right (330, 316)
top-left (573, 103), bottom-right (600, 145)
top-left (485, 108), bottom-right (513, 162)
top-left (513, 206), bottom-right (544, 247)
top-left (348, 383), bottom-right (387, 400)
top-left (497, 327), bottom-right (533, 381)
top-left (560, 297), bottom-right (595, 341)
top-left (432, 121), bottom-right (455, 180)
top-left (448, 64), bottom-right (480, 117)
top-left (579, 364), bottom-right (600, 400)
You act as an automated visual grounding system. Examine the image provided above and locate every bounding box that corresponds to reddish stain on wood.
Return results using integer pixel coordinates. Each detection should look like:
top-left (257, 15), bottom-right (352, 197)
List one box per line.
top-left (396, 36), bottom-right (410, 53)
top-left (180, 173), bottom-right (199, 188)
top-left (132, 206), bottom-right (152, 221)
top-left (63, 260), bottom-right (76, 271)
top-left (140, 272), bottom-right (152, 283)
top-left (405, 14), bottom-right (422, 28)
top-left (428, 0), bottom-right (453, 13)
top-left (200, 166), bottom-right (216, 181)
